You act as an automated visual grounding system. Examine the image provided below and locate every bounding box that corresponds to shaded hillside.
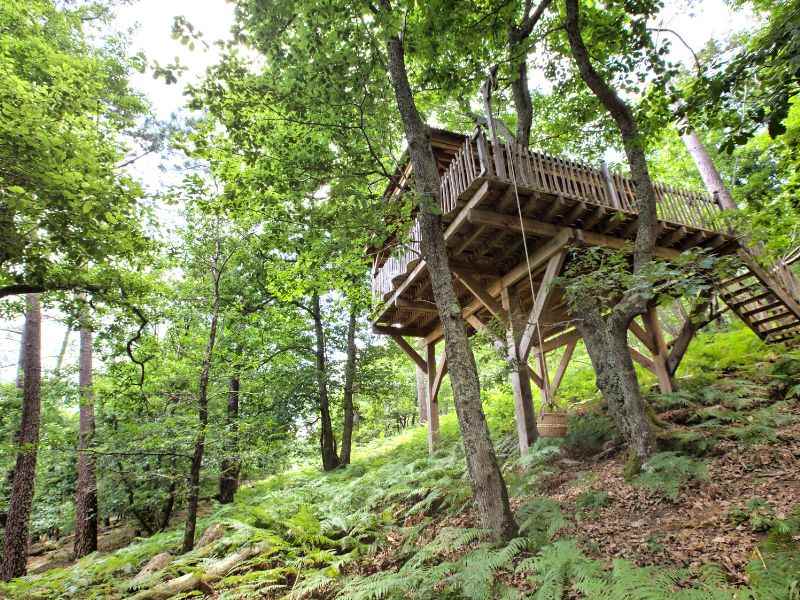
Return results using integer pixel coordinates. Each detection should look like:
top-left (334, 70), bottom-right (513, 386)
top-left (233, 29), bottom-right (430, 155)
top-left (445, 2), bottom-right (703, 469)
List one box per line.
top-left (2, 327), bottom-right (799, 600)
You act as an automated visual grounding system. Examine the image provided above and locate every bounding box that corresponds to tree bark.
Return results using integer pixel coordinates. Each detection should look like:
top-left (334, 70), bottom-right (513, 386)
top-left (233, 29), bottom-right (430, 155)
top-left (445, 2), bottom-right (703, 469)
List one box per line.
top-left (575, 309), bottom-right (654, 460)
top-left (384, 31), bottom-right (517, 541)
top-left (1, 294), bottom-right (42, 581)
top-left (681, 130), bottom-right (737, 210)
top-left (74, 314), bottom-right (98, 558)
top-left (564, 0), bottom-right (658, 464)
top-left (312, 294), bottom-right (339, 471)
top-left (218, 373), bottom-right (241, 504)
top-left (182, 251), bottom-right (222, 553)
top-left (339, 309), bottom-right (358, 466)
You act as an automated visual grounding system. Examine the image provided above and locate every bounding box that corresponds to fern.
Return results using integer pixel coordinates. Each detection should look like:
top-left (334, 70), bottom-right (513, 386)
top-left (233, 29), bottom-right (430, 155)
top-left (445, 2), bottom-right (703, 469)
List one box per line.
top-left (516, 497), bottom-right (568, 545)
top-left (634, 452), bottom-right (707, 500)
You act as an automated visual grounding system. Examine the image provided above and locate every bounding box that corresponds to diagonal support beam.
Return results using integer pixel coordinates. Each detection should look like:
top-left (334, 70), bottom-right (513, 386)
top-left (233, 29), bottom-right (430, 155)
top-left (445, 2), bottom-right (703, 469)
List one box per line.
top-left (550, 338), bottom-right (577, 398)
top-left (643, 305), bottom-right (674, 393)
top-left (390, 335), bottom-right (427, 372)
top-left (430, 351), bottom-right (449, 405)
top-left (453, 270), bottom-right (507, 323)
top-left (629, 346), bottom-right (655, 372)
top-left (520, 251), bottom-right (566, 359)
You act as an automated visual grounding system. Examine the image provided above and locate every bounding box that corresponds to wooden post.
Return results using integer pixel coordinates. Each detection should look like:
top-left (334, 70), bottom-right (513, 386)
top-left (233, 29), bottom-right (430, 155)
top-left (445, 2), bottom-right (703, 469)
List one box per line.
top-left (501, 286), bottom-right (538, 454)
top-left (425, 342), bottom-right (440, 453)
top-left (416, 365), bottom-right (428, 423)
top-left (535, 349), bottom-right (552, 408)
top-left (642, 306), bottom-right (674, 394)
top-left (600, 161), bottom-right (621, 209)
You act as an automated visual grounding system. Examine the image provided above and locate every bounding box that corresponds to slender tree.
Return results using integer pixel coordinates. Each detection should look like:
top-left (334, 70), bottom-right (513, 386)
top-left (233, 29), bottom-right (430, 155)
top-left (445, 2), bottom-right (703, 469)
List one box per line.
top-left (339, 309), bottom-right (358, 466)
top-left (183, 239), bottom-right (223, 553)
top-left (311, 294), bottom-right (340, 471)
top-left (380, 3), bottom-right (517, 540)
top-left (74, 308), bottom-right (98, 557)
top-left (1, 294), bottom-right (42, 580)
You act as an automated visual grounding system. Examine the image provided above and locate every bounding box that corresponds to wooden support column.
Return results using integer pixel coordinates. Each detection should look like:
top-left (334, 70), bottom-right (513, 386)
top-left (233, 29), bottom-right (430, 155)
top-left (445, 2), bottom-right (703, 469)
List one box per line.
top-left (533, 349), bottom-right (552, 408)
top-left (416, 365), bottom-right (428, 423)
top-left (425, 342), bottom-right (440, 453)
top-left (642, 306), bottom-right (674, 393)
top-left (501, 286), bottom-right (538, 454)
top-left (549, 339), bottom-right (576, 398)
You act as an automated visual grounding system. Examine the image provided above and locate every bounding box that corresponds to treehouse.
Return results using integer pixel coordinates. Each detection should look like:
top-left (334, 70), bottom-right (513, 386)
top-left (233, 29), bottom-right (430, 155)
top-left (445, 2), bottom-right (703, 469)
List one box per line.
top-left (370, 127), bottom-right (800, 453)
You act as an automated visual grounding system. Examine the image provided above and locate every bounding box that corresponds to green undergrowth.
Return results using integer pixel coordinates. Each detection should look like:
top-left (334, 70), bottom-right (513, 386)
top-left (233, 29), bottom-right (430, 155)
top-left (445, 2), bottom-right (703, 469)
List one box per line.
top-left (3, 325), bottom-right (800, 599)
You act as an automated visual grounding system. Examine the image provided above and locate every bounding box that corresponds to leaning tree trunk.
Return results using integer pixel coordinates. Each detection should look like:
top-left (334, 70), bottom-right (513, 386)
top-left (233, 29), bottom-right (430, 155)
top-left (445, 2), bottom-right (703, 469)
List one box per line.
top-left (54, 327), bottom-right (71, 376)
top-left (339, 310), bottom-right (358, 466)
top-left (74, 315), bottom-right (98, 558)
top-left (312, 294), bottom-right (339, 471)
top-left (681, 130), bottom-right (737, 210)
top-left (564, 0), bottom-right (658, 465)
top-left (182, 259), bottom-right (222, 553)
top-left (385, 33), bottom-right (517, 541)
top-left (218, 373), bottom-right (241, 504)
top-left (1, 294), bottom-right (42, 581)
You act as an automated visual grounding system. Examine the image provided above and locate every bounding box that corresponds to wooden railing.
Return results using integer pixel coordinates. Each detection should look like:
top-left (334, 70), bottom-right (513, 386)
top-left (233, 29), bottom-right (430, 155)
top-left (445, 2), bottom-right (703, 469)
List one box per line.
top-left (372, 129), bottom-right (726, 299)
top-left (372, 219), bottom-right (421, 298)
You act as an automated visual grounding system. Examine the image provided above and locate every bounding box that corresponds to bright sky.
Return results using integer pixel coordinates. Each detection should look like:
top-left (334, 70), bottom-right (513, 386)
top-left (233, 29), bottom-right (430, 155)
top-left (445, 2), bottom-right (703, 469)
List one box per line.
top-left (0, 0), bottom-right (756, 382)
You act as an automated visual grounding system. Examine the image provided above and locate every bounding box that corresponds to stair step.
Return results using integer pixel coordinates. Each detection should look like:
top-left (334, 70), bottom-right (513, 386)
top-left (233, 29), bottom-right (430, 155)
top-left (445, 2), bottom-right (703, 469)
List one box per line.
top-left (719, 271), bottom-right (756, 287)
top-left (742, 301), bottom-right (783, 317)
top-left (720, 282), bottom-right (762, 300)
top-left (729, 290), bottom-right (775, 309)
top-left (752, 311), bottom-right (792, 327)
top-left (763, 320), bottom-right (800, 337)
top-left (768, 334), bottom-right (800, 345)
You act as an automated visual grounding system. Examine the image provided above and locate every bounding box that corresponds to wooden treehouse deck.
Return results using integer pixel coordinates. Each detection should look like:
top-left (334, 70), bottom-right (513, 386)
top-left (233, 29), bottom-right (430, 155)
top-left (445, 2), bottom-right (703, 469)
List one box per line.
top-left (369, 128), bottom-right (800, 452)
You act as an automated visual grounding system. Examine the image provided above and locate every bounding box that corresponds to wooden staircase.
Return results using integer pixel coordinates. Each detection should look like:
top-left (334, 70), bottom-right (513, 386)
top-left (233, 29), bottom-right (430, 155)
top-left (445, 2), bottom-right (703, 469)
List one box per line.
top-left (716, 248), bottom-right (800, 344)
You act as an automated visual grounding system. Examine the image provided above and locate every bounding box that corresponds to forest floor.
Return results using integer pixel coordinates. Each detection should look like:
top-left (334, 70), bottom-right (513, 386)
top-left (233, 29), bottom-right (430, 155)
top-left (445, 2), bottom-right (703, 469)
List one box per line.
top-left (2, 328), bottom-right (799, 599)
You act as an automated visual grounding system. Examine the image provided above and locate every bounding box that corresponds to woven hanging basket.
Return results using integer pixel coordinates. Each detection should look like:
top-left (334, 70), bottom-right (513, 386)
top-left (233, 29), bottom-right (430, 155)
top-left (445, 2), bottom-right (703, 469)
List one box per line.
top-left (538, 412), bottom-right (568, 438)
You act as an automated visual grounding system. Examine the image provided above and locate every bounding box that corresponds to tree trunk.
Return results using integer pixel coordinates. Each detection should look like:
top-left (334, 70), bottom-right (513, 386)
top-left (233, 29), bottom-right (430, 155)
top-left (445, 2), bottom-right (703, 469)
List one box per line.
top-left (508, 0), bottom-right (554, 147)
top-left (54, 327), bottom-right (71, 376)
top-left (416, 365), bottom-right (428, 423)
top-left (385, 33), bottom-right (517, 541)
top-left (182, 257), bottom-right (222, 553)
top-left (575, 308), bottom-right (655, 461)
top-left (339, 310), bottom-right (358, 466)
top-left (74, 316), bottom-right (98, 558)
top-left (681, 130), bottom-right (737, 210)
top-left (159, 464), bottom-right (178, 530)
top-left (312, 294), bottom-right (339, 471)
top-left (1, 294), bottom-right (42, 581)
top-left (218, 373), bottom-right (241, 504)
top-left (564, 0), bottom-right (658, 464)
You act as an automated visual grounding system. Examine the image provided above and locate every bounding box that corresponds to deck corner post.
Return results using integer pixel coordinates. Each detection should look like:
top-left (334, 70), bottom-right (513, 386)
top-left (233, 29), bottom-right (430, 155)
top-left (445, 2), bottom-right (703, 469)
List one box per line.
top-left (501, 286), bottom-right (539, 455)
top-left (425, 342), bottom-right (440, 454)
top-left (600, 161), bottom-right (621, 209)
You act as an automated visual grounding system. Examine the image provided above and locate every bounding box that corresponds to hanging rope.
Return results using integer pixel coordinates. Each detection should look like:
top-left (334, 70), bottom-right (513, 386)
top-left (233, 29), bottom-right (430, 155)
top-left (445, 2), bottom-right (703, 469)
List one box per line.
top-left (505, 139), bottom-right (553, 411)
